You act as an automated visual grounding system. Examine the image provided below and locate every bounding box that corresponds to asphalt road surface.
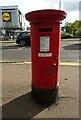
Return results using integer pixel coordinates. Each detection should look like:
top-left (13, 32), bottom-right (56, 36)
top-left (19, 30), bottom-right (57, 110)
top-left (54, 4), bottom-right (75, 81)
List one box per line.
top-left (1, 40), bottom-right (81, 62)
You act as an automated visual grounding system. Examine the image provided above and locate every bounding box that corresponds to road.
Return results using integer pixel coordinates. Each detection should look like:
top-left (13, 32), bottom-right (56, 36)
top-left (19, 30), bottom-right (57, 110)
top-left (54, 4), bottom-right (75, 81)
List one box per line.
top-left (0, 40), bottom-right (81, 62)
top-left (60, 40), bottom-right (80, 62)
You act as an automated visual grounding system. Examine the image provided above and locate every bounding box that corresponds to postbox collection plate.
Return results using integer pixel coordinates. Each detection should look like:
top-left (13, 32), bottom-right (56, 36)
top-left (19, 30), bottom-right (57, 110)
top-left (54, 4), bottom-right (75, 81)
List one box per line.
top-left (40, 36), bottom-right (50, 52)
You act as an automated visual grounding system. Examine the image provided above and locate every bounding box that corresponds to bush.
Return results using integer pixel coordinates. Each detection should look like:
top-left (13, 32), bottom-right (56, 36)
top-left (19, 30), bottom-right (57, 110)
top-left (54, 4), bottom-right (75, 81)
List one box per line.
top-left (61, 32), bottom-right (73, 39)
top-left (75, 28), bottom-right (81, 37)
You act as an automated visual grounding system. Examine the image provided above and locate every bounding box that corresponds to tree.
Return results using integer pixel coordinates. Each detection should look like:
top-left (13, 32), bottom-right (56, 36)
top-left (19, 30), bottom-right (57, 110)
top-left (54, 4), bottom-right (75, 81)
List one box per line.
top-left (64, 22), bottom-right (72, 34)
top-left (63, 20), bottom-right (81, 37)
top-left (71, 20), bottom-right (81, 36)
top-left (75, 27), bottom-right (81, 37)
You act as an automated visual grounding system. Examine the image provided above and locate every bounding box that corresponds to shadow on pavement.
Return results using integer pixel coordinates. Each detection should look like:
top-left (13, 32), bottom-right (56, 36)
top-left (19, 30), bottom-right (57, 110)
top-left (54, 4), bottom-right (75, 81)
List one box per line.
top-left (2, 92), bottom-right (46, 119)
top-left (63, 43), bottom-right (81, 50)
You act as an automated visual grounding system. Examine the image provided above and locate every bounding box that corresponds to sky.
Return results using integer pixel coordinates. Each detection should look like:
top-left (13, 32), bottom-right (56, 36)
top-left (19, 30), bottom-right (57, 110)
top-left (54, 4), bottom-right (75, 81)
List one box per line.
top-left (0, 0), bottom-right (81, 26)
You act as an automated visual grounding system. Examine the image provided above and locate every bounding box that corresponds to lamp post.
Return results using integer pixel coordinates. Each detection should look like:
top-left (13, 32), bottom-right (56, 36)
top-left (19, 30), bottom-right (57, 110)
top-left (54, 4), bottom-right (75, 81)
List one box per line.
top-left (59, 0), bottom-right (61, 10)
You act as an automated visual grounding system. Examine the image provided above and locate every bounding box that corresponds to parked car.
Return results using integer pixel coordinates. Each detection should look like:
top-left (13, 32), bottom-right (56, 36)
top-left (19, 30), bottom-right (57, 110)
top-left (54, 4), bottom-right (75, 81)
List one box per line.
top-left (16, 31), bottom-right (31, 46)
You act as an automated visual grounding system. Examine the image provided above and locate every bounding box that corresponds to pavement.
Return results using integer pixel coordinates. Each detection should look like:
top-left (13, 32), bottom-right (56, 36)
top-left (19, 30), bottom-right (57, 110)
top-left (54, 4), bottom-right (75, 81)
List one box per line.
top-left (0, 62), bottom-right (80, 119)
top-left (0, 40), bottom-right (15, 43)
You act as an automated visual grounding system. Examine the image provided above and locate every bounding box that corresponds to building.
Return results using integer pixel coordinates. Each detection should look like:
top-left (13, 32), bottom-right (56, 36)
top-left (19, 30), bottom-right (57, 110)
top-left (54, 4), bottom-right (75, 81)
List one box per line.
top-left (0, 5), bottom-right (25, 39)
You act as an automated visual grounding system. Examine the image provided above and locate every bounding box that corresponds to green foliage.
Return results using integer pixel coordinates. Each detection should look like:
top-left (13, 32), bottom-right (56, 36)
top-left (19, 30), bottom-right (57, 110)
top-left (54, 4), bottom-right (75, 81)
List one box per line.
top-left (61, 32), bottom-right (72, 39)
top-left (75, 27), bottom-right (81, 37)
top-left (71, 20), bottom-right (81, 36)
top-left (63, 20), bottom-right (81, 38)
top-left (64, 22), bottom-right (72, 34)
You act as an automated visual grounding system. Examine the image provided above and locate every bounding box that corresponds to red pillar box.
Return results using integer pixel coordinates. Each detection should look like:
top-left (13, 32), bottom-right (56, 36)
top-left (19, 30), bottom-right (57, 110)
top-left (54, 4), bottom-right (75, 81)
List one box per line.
top-left (25, 9), bottom-right (67, 105)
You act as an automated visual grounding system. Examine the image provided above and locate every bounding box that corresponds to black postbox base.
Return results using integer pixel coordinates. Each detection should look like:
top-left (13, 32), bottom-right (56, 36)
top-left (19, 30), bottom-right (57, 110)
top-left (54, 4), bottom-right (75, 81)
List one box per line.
top-left (31, 85), bottom-right (59, 106)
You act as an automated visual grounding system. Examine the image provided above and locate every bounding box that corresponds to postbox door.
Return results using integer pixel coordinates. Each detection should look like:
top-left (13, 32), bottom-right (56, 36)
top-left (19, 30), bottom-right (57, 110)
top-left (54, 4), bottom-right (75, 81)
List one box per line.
top-left (38, 35), bottom-right (59, 87)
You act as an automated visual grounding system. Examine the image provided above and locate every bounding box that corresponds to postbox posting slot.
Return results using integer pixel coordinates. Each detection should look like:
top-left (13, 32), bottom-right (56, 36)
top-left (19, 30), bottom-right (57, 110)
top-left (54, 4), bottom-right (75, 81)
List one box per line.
top-left (38, 28), bottom-right (53, 32)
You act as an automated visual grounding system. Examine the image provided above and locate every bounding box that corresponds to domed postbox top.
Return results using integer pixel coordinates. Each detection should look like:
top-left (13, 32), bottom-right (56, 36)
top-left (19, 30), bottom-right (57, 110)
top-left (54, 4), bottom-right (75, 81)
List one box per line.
top-left (25, 9), bottom-right (67, 24)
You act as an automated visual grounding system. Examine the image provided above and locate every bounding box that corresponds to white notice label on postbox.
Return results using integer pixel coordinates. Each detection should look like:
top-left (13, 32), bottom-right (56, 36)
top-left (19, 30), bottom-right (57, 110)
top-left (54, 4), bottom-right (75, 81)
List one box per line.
top-left (40, 36), bottom-right (50, 52)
